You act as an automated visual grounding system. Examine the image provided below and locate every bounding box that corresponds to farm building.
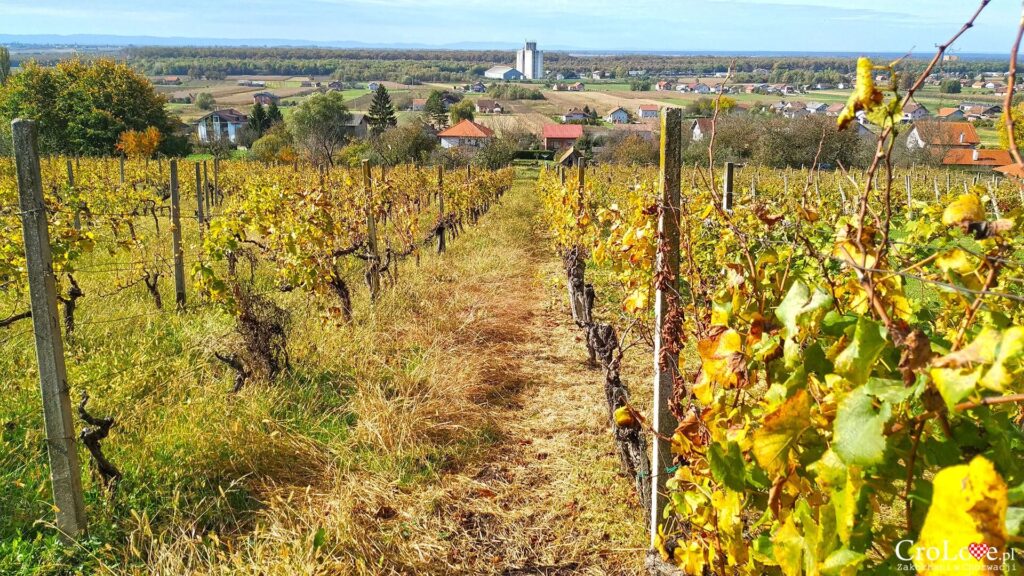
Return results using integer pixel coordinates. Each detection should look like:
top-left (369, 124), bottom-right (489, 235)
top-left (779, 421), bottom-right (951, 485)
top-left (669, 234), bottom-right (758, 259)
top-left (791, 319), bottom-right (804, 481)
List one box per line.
top-left (342, 114), bottom-right (369, 139)
top-left (615, 122), bottom-right (657, 141)
top-left (367, 82), bottom-right (382, 91)
top-left (543, 124), bottom-right (584, 151)
top-left (656, 81), bottom-right (674, 91)
top-left (558, 146), bottom-right (584, 168)
top-left (906, 121), bottom-right (979, 151)
top-left (484, 66), bottom-right (524, 81)
top-left (637, 105), bottom-right (660, 119)
top-left (942, 149), bottom-right (1012, 171)
top-left (476, 100), bottom-right (503, 114)
top-left (568, 82), bottom-right (585, 92)
top-left (691, 118), bottom-right (714, 142)
top-left (825, 103), bottom-right (847, 117)
top-left (237, 79), bottom-right (266, 88)
top-left (437, 119), bottom-right (495, 149)
top-left (960, 104), bottom-right (1002, 120)
top-left (605, 107), bottom-right (630, 124)
top-left (411, 99), bottom-right (427, 112)
top-left (252, 92), bottom-right (280, 106)
top-left (470, 82), bottom-right (487, 93)
top-left (194, 109), bottom-right (248, 144)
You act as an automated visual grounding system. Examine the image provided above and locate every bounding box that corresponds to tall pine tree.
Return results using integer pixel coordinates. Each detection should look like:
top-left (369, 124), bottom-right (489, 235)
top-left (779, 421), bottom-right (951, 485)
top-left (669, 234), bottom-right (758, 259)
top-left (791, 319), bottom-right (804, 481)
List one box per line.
top-left (367, 85), bottom-right (397, 136)
top-left (423, 91), bottom-right (449, 130)
top-left (249, 102), bottom-right (269, 137)
top-left (266, 101), bottom-right (284, 126)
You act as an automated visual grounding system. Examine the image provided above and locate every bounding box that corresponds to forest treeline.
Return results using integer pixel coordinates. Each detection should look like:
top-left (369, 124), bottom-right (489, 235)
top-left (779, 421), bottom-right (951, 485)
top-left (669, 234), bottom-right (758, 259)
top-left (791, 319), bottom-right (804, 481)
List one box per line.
top-left (123, 46), bottom-right (1013, 83)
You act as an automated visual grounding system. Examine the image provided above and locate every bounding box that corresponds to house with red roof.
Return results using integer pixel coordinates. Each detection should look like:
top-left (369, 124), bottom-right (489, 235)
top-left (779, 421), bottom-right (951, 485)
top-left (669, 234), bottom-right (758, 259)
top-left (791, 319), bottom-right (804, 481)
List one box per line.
top-left (936, 107), bottom-right (966, 121)
top-left (542, 124), bottom-right (584, 151)
top-left (943, 149), bottom-right (1012, 171)
top-left (902, 102), bottom-right (930, 123)
top-left (437, 119), bottom-right (495, 149)
top-left (907, 121), bottom-right (979, 151)
top-left (637, 104), bottom-right (660, 119)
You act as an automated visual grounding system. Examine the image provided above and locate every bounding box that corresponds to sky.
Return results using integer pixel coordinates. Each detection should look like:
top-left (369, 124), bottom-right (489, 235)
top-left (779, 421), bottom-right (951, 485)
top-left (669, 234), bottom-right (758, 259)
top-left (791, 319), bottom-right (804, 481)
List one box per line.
top-left (0, 0), bottom-right (1020, 54)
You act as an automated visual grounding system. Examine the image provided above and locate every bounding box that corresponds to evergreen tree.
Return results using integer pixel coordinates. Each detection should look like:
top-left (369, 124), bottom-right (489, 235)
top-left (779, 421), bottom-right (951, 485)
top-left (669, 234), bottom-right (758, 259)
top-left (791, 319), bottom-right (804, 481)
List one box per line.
top-left (0, 47), bottom-right (10, 86)
top-left (266, 101), bottom-right (284, 126)
top-left (423, 91), bottom-right (448, 130)
top-left (367, 85), bottom-right (397, 136)
top-left (249, 102), bottom-right (269, 136)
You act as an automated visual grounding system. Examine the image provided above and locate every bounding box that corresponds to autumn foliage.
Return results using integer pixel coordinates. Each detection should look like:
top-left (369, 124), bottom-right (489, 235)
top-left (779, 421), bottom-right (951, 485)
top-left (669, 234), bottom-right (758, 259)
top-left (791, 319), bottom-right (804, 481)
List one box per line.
top-left (116, 127), bottom-right (163, 159)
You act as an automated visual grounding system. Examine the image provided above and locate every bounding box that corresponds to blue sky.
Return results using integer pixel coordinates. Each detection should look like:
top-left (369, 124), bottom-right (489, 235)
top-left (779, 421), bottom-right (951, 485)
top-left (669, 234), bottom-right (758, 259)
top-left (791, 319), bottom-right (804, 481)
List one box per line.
top-left (0, 0), bottom-right (1019, 53)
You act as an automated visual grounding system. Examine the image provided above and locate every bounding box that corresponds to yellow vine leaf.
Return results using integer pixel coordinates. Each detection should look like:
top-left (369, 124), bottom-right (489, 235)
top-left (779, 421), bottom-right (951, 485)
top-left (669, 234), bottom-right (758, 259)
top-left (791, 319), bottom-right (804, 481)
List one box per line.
top-left (837, 57), bottom-right (884, 130)
top-left (911, 456), bottom-right (1007, 575)
top-left (753, 390), bottom-right (812, 477)
top-left (696, 328), bottom-right (745, 390)
top-left (942, 194), bottom-right (985, 227)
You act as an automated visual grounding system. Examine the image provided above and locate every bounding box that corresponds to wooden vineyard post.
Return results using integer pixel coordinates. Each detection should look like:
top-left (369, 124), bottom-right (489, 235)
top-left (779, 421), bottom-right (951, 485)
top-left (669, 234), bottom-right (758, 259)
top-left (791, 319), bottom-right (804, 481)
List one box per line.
top-left (213, 157), bottom-right (220, 206)
top-left (170, 161), bottom-right (186, 309)
top-left (363, 160), bottom-right (381, 301)
top-left (119, 156), bottom-right (125, 185)
top-left (12, 119), bottom-right (88, 539)
top-left (203, 161), bottom-right (210, 213)
top-left (194, 162), bottom-right (204, 230)
top-left (650, 108), bottom-right (682, 545)
top-left (559, 165), bottom-right (566, 186)
top-left (66, 159), bottom-right (80, 231)
top-left (577, 157), bottom-right (586, 199)
top-left (905, 174), bottom-right (913, 217)
top-left (437, 164), bottom-right (446, 254)
top-left (722, 161), bottom-right (735, 212)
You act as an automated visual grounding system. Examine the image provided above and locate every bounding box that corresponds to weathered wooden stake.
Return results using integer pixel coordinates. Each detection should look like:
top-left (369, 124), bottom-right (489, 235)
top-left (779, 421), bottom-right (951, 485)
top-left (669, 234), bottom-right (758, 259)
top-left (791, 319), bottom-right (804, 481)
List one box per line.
top-left (203, 161), bottom-right (210, 212)
top-left (650, 108), bottom-right (682, 545)
top-left (363, 160), bottom-right (381, 300)
top-left (119, 156), bottom-right (125, 185)
top-left (213, 157), bottom-right (220, 206)
top-left (170, 161), bottom-right (186, 308)
top-left (989, 183), bottom-right (1002, 219)
top-left (722, 161), bottom-right (735, 212)
top-left (12, 119), bottom-right (88, 540)
top-left (194, 163), bottom-right (206, 237)
top-left (437, 164), bottom-right (446, 253)
top-left (66, 159), bottom-right (80, 231)
top-left (905, 174), bottom-right (913, 217)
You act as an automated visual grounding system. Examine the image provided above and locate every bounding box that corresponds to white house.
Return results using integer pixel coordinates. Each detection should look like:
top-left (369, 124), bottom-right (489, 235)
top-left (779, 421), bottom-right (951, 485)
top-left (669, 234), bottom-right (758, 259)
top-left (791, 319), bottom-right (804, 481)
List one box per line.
top-left (562, 108), bottom-right (591, 122)
top-left (195, 109), bottom-right (247, 144)
top-left (691, 118), bottom-right (713, 141)
top-left (605, 107), bottom-right (630, 124)
top-left (484, 66), bottom-right (524, 81)
top-left (637, 104), bottom-right (660, 119)
top-left (437, 119), bottom-right (495, 149)
top-left (367, 82), bottom-right (382, 92)
top-left (902, 102), bottom-right (930, 123)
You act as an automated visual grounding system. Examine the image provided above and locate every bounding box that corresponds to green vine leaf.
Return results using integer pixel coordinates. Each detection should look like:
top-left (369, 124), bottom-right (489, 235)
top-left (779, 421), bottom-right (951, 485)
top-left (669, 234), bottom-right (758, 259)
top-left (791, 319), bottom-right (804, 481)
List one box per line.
top-left (833, 386), bottom-right (891, 467)
top-left (834, 317), bottom-right (887, 386)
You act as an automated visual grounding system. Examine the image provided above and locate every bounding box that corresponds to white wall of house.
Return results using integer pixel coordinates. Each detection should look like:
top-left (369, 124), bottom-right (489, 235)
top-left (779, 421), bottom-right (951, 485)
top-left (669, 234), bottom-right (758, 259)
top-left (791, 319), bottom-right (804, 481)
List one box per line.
top-left (606, 109), bottom-right (629, 123)
top-left (441, 136), bottom-right (487, 149)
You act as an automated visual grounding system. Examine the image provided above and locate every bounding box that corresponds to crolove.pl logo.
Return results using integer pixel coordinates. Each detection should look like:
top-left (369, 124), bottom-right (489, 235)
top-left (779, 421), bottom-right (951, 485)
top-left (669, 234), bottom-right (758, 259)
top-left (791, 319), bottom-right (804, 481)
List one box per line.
top-left (895, 540), bottom-right (1016, 571)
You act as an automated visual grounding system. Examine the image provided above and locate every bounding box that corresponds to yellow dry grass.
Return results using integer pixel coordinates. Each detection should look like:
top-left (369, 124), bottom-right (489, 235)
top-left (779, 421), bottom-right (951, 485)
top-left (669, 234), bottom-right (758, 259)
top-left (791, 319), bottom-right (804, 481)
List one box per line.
top-left (20, 168), bottom-right (649, 575)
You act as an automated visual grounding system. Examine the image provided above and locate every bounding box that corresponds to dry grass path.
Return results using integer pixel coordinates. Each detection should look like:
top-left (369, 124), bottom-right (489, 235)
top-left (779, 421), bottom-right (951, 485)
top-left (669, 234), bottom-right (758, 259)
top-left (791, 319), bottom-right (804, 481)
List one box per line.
top-left (428, 168), bottom-right (647, 575)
